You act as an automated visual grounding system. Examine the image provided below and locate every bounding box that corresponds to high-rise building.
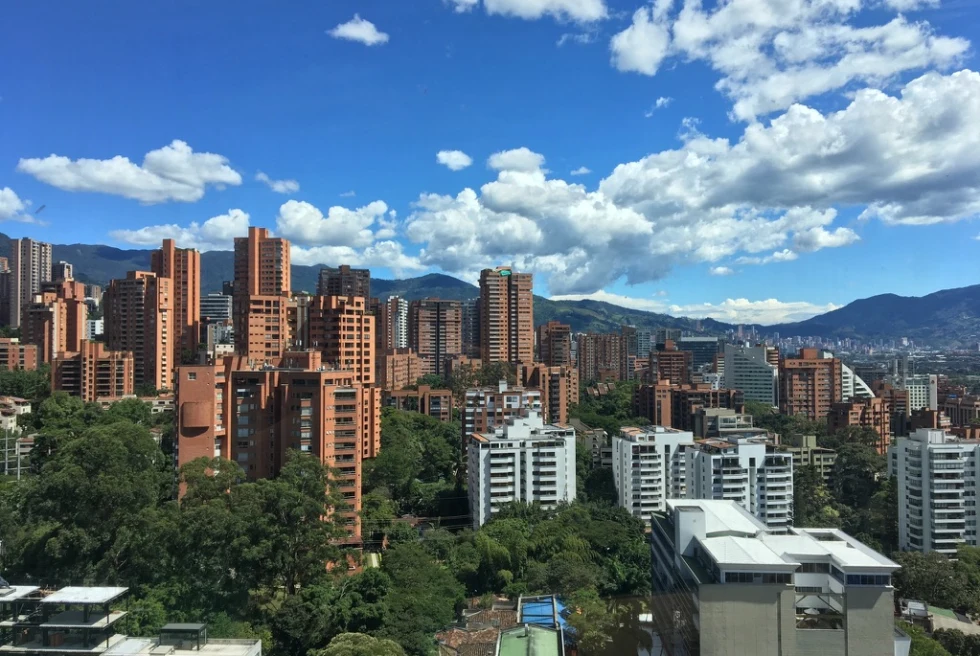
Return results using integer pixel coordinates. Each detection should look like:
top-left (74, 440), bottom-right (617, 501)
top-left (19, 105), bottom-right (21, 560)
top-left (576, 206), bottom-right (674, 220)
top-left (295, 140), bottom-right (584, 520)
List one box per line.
top-left (0, 338), bottom-right (38, 371)
top-left (317, 265), bottom-right (370, 298)
top-left (200, 293), bottom-right (233, 322)
top-left (51, 261), bottom-right (73, 282)
top-left (654, 327), bottom-right (681, 348)
top-left (22, 279), bottom-right (87, 364)
top-left (467, 410), bottom-right (576, 529)
top-left (378, 347), bottom-right (423, 391)
top-left (409, 298), bottom-right (462, 377)
top-left (686, 435), bottom-right (794, 531)
top-left (105, 271), bottom-right (174, 391)
top-left (519, 363), bottom-right (578, 425)
top-left (384, 385), bottom-right (454, 422)
top-left (151, 239), bottom-right (201, 358)
top-left (52, 340), bottom-right (135, 401)
top-left (827, 398), bottom-right (891, 453)
top-left (841, 362), bottom-right (875, 402)
top-left (904, 374), bottom-right (938, 411)
top-left (463, 382), bottom-right (542, 442)
top-left (783, 435), bottom-right (837, 484)
top-left (889, 428), bottom-right (980, 554)
top-left (306, 295), bottom-right (375, 384)
top-left (650, 500), bottom-right (902, 656)
top-left (536, 321), bottom-right (573, 368)
top-left (779, 348), bottom-right (842, 420)
top-left (479, 267), bottom-right (533, 364)
top-left (612, 426), bottom-right (695, 523)
top-left (577, 332), bottom-right (624, 382)
top-left (233, 227), bottom-right (291, 358)
top-left (9, 238), bottom-right (53, 329)
top-left (460, 298), bottom-right (481, 358)
top-left (678, 336), bottom-right (720, 372)
top-left (723, 344), bottom-right (778, 406)
top-left (653, 339), bottom-right (693, 384)
top-left (175, 350), bottom-right (378, 542)
top-left (376, 295), bottom-right (409, 351)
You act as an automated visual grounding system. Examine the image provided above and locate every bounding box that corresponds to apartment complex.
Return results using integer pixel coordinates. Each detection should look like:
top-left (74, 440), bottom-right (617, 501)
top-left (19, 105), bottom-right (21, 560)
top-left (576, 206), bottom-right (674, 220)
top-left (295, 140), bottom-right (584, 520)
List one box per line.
top-left (375, 295), bottom-right (409, 351)
top-left (783, 435), bottom-right (837, 484)
top-left (317, 265), bottom-right (370, 297)
top-left (8, 238), bottom-right (52, 329)
top-left (888, 428), bottom-right (979, 554)
top-left (51, 340), bottom-right (135, 401)
top-left (612, 426), bottom-right (694, 523)
top-left (686, 436), bottom-right (794, 531)
top-left (650, 500), bottom-right (902, 656)
top-left (519, 363), bottom-right (578, 425)
top-left (377, 347), bottom-right (423, 391)
top-left (460, 298), bottom-right (481, 358)
top-left (634, 382), bottom-right (744, 432)
top-left (723, 344), bottom-right (778, 406)
top-left (479, 266), bottom-right (533, 364)
top-left (677, 336), bottom-right (720, 373)
top-left (232, 227), bottom-right (291, 358)
top-left (383, 385), bottom-right (453, 422)
top-left (409, 298), bottom-right (462, 376)
top-left (51, 260), bottom-right (72, 282)
top-left (0, 338), bottom-right (37, 371)
top-left (653, 340), bottom-right (693, 384)
top-left (905, 374), bottom-right (939, 411)
top-left (175, 351), bottom-right (379, 541)
top-left (463, 382), bottom-right (543, 443)
top-left (536, 321), bottom-right (573, 368)
top-left (577, 332), bottom-right (623, 383)
top-left (467, 411), bottom-right (576, 528)
top-left (692, 408), bottom-right (758, 439)
top-left (200, 292), bottom-right (233, 322)
top-left (779, 348), bottom-right (842, 420)
top-left (105, 271), bottom-right (174, 391)
top-left (302, 295), bottom-right (375, 386)
top-left (151, 239), bottom-right (201, 357)
top-left (828, 397), bottom-right (891, 453)
top-left (22, 279), bottom-right (86, 364)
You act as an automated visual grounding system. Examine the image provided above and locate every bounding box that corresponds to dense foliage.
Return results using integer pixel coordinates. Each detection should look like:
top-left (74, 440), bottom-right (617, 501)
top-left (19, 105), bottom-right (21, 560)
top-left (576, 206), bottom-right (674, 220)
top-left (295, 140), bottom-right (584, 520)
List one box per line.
top-left (569, 381), bottom-right (648, 434)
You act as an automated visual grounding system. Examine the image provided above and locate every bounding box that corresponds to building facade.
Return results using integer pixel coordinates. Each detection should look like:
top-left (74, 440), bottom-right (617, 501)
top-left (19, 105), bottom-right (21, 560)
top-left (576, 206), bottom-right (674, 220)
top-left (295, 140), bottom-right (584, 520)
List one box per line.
top-left (105, 271), bottom-right (174, 391)
top-left (467, 411), bottom-right (576, 528)
top-left (577, 332), bottom-right (624, 383)
top-left (904, 374), bottom-right (939, 412)
top-left (22, 279), bottom-right (87, 364)
top-left (460, 298), bottom-right (481, 358)
top-left (317, 265), bottom-right (370, 298)
top-left (783, 435), bottom-right (837, 484)
top-left (151, 239), bottom-right (201, 357)
top-left (376, 295), bottom-right (409, 351)
top-left (519, 363), bottom-right (578, 425)
top-left (377, 347), bottom-right (423, 391)
top-left (479, 267), bottom-right (533, 364)
top-left (463, 382), bottom-right (543, 444)
top-left (779, 348), bottom-right (842, 420)
top-left (200, 292), bottom-right (233, 323)
top-left (232, 227), bottom-right (291, 358)
top-left (52, 340), bottom-right (135, 401)
top-left (383, 385), bottom-right (453, 422)
top-left (409, 298), bottom-right (462, 377)
top-left (8, 238), bottom-right (52, 330)
top-left (0, 338), bottom-right (38, 371)
top-left (536, 321), bottom-right (573, 368)
top-left (723, 344), bottom-right (778, 407)
top-left (612, 426), bottom-right (695, 523)
top-left (828, 397), bottom-right (892, 453)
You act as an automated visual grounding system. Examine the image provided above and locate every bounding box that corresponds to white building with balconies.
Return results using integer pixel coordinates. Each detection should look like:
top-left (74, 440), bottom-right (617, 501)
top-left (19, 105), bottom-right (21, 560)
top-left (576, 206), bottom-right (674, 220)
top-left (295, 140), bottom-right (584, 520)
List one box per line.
top-left (467, 410), bottom-right (575, 529)
top-left (612, 426), bottom-right (695, 524)
top-left (888, 428), bottom-right (979, 553)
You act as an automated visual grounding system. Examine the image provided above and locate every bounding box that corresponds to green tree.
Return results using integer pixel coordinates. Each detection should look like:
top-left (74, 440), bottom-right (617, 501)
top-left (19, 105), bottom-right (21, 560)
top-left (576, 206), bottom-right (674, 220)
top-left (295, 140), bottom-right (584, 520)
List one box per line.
top-left (583, 467), bottom-right (617, 505)
top-left (900, 623), bottom-right (952, 656)
top-left (830, 442), bottom-right (884, 509)
top-left (893, 551), bottom-right (966, 610)
top-left (792, 464), bottom-right (836, 527)
top-left (311, 633), bottom-right (405, 656)
top-left (564, 587), bottom-right (617, 656)
top-left (932, 629), bottom-right (967, 656)
top-left (135, 383), bottom-right (159, 397)
top-left (414, 374), bottom-right (445, 389)
top-left (101, 398), bottom-right (152, 425)
top-left (0, 365), bottom-right (50, 399)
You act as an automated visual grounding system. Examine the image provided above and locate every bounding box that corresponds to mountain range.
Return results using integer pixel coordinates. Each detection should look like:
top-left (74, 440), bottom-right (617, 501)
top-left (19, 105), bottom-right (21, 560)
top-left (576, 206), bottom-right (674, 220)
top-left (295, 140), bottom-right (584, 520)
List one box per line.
top-left (3, 233), bottom-right (978, 345)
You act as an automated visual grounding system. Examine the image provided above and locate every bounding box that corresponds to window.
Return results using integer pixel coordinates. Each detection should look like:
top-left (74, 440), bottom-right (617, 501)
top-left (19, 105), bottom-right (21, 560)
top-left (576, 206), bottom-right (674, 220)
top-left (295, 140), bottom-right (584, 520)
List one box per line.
top-left (187, 372), bottom-right (197, 380)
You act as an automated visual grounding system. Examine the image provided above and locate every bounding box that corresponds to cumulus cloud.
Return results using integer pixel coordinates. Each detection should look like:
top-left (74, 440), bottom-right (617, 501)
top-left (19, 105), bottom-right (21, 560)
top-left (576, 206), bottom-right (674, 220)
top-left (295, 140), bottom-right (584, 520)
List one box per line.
top-left (0, 187), bottom-right (39, 223)
top-left (446, 0), bottom-right (479, 12)
top-left (109, 209), bottom-right (250, 250)
top-left (275, 199), bottom-right (393, 248)
top-left (483, 0), bottom-right (606, 22)
top-left (292, 241), bottom-right (425, 277)
top-left (609, 0), bottom-right (968, 120)
top-left (437, 150), bottom-right (474, 171)
top-left (328, 15), bottom-right (389, 46)
top-left (17, 140), bottom-right (241, 204)
top-left (709, 266), bottom-right (735, 276)
top-left (570, 166), bottom-right (591, 176)
top-left (403, 70), bottom-right (980, 296)
top-left (557, 31), bottom-right (596, 46)
top-left (255, 172), bottom-right (299, 194)
top-left (550, 289), bottom-right (837, 324)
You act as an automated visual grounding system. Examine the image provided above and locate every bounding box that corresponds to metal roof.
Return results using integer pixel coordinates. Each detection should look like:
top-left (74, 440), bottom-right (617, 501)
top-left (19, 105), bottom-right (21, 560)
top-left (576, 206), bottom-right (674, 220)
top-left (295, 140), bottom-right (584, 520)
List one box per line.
top-left (42, 587), bottom-right (128, 605)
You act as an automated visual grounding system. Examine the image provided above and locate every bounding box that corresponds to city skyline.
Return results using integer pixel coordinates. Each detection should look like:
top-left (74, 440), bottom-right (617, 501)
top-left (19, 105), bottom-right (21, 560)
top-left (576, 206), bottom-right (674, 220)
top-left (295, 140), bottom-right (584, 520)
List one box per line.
top-left (2, 1), bottom-right (979, 325)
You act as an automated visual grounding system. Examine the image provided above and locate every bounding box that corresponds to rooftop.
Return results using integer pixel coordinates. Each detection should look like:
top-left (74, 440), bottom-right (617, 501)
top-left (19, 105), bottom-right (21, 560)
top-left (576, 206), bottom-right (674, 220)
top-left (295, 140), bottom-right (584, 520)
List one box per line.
top-left (667, 499), bottom-right (766, 536)
top-left (42, 587), bottom-right (128, 606)
top-left (104, 638), bottom-right (260, 656)
top-left (497, 625), bottom-right (562, 656)
top-left (700, 536), bottom-right (798, 569)
top-left (0, 586), bottom-right (39, 602)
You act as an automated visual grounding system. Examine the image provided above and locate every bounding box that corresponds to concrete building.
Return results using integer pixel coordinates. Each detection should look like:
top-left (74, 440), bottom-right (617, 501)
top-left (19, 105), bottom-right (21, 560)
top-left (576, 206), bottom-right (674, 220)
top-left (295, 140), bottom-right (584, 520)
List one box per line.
top-left (519, 363), bottom-right (578, 425)
top-left (22, 279), bottom-right (87, 365)
top-left (460, 298), bottom-right (481, 358)
top-left (779, 348), bottom-right (842, 420)
top-left (612, 426), bottom-right (695, 523)
top-left (232, 227), bottom-right (291, 358)
top-left (409, 298), bottom-right (462, 377)
top-left (841, 362), bottom-right (874, 402)
top-left (904, 374), bottom-right (939, 412)
top-left (200, 292), bottom-right (232, 323)
top-left (301, 295), bottom-right (375, 386)
top-left (783, 435), bottom-right (837, 484)
top-left (51, 260), bottom-right (73, 282)
top-left (686, 436), bottom-right (794, 532)
top-left (85, 319), bottom-right (104, 340)
top-left (467, 410), bottom-right (575, 528)
top-left (536, 321), bottom-right (572, 368)
top-left (479, 266), bottom-right (533, 364)
top-left (570, 418), bottom-right (610, 468)
top-left (723, 344), bottom-right (778, 407)
top-left (377, 347), bottom-right (423, 391)
top-left (678, 337), bottom-right (720, 373)
top-left (0, 338), bottom-right (37, 371)
top-left (577, 332), bottom-right (624, 383)
top-left (150, 239), bottom-right (201, 358)
top-left (828, 397), bottom-right (892, 453)
top-left (175, 351), bottom-right (380, 541)
top-left (463, 382), bottom-right (542, 444)
top-left (317, 265), bottom-right (370, 298)
top-left (52, 340), bottom-right (135, 401)
top-left (376, 295), bottom-right (409, 351)
top-left (383, 385), bottom-right (453, 422)
top-left (653, 340), bottom-right (693, 385)
top-left (105, 271), bottom-right (174, 391)
top-left (669, 385), bottom-right (744, 433)
top-left (8, 238), bottom-right (52, 330)
top-left (650, 500), bottom-right (903, 656)
top-left (889, 428), bottom-right (979, 554)
top-left (692, 408), bottom-right (758, 439)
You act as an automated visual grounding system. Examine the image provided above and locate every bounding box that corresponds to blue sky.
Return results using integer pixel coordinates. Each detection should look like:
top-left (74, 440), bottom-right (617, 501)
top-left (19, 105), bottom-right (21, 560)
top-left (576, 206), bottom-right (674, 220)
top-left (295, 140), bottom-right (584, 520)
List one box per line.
top-left (1, 0), bottom-right (979, 324)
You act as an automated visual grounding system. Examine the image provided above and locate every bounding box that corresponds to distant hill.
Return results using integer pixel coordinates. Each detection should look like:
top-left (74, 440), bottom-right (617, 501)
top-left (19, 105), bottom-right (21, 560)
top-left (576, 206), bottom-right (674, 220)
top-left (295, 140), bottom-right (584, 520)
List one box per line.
top-left (4, 233), bottom-right (978, 344)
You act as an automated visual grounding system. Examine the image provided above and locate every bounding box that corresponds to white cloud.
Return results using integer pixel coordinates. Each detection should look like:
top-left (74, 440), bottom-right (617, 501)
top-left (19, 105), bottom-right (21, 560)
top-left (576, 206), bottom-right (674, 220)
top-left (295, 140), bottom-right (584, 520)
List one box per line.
top-left (275, 199), bottom-right (392, 248)
top-left (340, 190), bottom-right (356, 198)
top-left (328, 15), bottom-right (389, 46)
top-left (0, 187), bottom-right (38, 223)
top-left (882, 0), bottom-right (938, 9)
top-left (292, 240), bottom-right (425, 277)
top-left (557, 31), bottom-right (596, 46)
top-left (609, 0), bottom-right (969, 120)
top-left (447, 0), bottom-right (480, 12)
top-left (794, 226), bottom-right (860, 252)
top-left (483, 0), bottom-right (607, 22)
top-left (487, 147), bottom-right (546, 172)
top-left (645, 95), bottom-right (674, 117)
top-left (437, 150), bottom-right (474, 171)
top-left (550, 289), bottom-right (837, 324)
top-left (570, 166), bottom-right (591, 176)
top-left (709, 266), bottom-right (735, 276)
top-left (17, 140), bottom-right (241, 204)
top-left (109, 209), bottom-right (250, 251)
top-left (255, 171), bottom-right (300, 194)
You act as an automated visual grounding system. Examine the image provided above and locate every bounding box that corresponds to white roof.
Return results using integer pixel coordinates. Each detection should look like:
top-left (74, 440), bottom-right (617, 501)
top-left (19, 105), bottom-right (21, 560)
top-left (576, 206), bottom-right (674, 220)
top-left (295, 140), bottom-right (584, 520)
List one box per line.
top-left (42, 586), bottom-right (128, 605)
top-left (760, 529), bottom-right (899, 570)
top-left (667, 499), bottom-right (767, 536)
top-left (0, 586), bottom-right (39, 602)
top-left (700, 536), bottom-right (797, 568)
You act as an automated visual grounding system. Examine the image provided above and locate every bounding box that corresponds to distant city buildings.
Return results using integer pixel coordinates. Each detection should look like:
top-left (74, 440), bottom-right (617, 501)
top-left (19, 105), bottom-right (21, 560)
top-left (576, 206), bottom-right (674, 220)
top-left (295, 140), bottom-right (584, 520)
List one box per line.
top-left (22, 279), bottom-right (87, 364)
top-left (317, 264), bottom-right (370, 298)
top-left (151, 239), bottom-right (201, 357)
top-left (232, 227), bottom-right (291, 359)
top-left (463, 382), bottom-right (542, 443)
top-left (783, 435), bottom-right (837, 484)
top-left (536, 321), bottom-right (573, 368)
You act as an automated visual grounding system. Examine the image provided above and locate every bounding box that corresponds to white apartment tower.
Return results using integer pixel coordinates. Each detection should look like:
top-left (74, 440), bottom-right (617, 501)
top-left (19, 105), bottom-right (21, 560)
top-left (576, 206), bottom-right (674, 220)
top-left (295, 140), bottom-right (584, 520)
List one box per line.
top-left (387, 295), bottom-right (409, 349)
top-left (467, 411), bottom-right (576, 529)
top-left (686, 435), bottom-right (795, 532)
top-left (889, 428), bottom-right (979, 554)
top-left (612, 426), bottom-right (695, 523)
top-left (903, 374), bottom-right (939, 411)
top-left (9, 238), bottom-right (53, 329)
top-left (723, 344), bottom-right (778, 406)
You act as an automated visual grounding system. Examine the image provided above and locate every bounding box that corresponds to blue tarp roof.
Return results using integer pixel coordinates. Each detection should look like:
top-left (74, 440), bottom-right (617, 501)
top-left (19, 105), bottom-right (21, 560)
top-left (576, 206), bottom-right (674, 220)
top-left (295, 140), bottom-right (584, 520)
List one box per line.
top-left (518, 596), bottom-right (569, 632)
